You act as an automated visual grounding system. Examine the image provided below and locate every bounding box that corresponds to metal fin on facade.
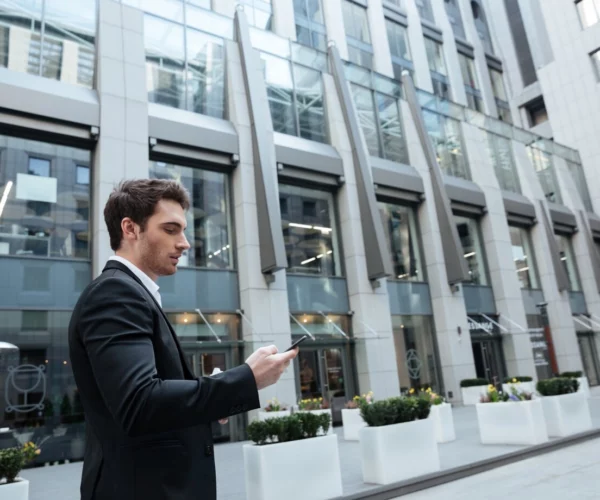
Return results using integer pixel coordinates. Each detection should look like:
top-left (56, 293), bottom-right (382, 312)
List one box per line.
top-left (235, 9), bottom-right (287, 276)
top-left (402, 71), bottom-right (470, 285)
top-left (328, 44), bottom-right (393, 281)
top-left (539, 201), bottom-right (570, 292)
top-left (581, 211), bottom-right (600, 294)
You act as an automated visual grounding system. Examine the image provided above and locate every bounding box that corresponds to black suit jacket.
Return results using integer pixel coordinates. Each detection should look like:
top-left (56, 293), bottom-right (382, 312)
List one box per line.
top-left (68, 260), bottom-right (260, 500)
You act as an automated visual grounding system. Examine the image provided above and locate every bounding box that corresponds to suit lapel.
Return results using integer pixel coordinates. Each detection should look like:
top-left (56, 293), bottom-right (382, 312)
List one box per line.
top-left (103, 261), bottom-right (195, 379)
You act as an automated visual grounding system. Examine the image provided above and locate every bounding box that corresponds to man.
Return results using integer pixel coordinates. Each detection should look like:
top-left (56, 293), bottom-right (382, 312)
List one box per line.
top-left (68, 179), bottom-right (297, 500)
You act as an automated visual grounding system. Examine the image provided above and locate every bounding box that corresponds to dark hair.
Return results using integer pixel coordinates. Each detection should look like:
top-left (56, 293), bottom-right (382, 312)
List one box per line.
top-left (104, 179), bottom-right (190, 251)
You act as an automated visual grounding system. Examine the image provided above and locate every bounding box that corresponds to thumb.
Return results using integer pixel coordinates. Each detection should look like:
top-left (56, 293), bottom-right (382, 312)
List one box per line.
top-left (275, 348), bottom-right (298, 363)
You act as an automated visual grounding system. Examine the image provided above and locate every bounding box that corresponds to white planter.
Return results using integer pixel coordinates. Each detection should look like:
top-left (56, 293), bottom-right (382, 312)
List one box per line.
top-left (258, 410), bottom-right (290, 421)
top-left (244, 434), bottom-right (342, 500)
top-left (0, 478), bottom-right (29, 500)
top-left (359, 418), bottom-right (440, 485)
top-left (342, 408), bottom-right (366, 441)
top-left (541, 391), bottom-right (593, 437)
top-left (296, 409), bottom-right (333, 435)
top-left (476, 399), bottom-right (548, 445)
top-left (501, 381), bottom-right (535, 396)
top-left (577, 377), bottom-right (590, 398)
top-left (461, 385), bottom-right (488, 405)
top-left (428, 403), bottom-right (456, 443)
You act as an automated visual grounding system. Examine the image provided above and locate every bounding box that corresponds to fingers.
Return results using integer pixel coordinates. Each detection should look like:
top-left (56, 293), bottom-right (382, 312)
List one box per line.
top-left (262, 345), bottom-right (279, 356)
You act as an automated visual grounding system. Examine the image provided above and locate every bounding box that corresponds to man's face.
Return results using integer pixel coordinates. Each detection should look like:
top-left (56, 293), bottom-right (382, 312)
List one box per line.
top-left (136, 199), bottom-right (190, 280)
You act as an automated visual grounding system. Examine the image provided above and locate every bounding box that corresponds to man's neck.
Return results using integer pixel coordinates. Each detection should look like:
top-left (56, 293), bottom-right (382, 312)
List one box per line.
top-left (114, 252), bottom-right (157, 281)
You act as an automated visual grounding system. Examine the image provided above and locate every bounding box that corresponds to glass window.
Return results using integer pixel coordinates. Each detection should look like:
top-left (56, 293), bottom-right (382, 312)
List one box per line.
top-left (591, 49), bottom-right (600, 80)
top-left (423, 109), bottom-right (469, 179)
top-left (279, 184), bottom-right (341, 276)
top-left (487, 133), bottom-right (520, 193)
top-left (444, 0), bottom-right (466, 39)
top-left (528, 147), bottom-right (562, 204)
top-left (555, 233), bottom-right (581, 291)
top-left (149, 161), bottom-right (232, 269)
top-left (509, 226), bottom-right (539, 289)
top-left (455, 215), bottom-right (488, 285)
top-left (76, 165), bottom-right (89, 185)
top-left (577, 0), bottom-right (600, 29)
top-left (567, 160), bottom-right (594, 213)
top-left (167, 312), bottom-right (239, 341)
top-left (294, 64), bottom-right (326, 143)
top-left (342, 0), bottom-right (371, 43)
top-left (458, 53), bottom-right (479, 89)
top-left (0, 0), bottom-right (96, 88)
top-left (524, 97), bottom-right (548, 127)
top-left (186, 29), bottom-right (226, 118)
top-left (378, 202), bottom-right (423, 281)
top-left (425, 38), bottom-right (446, 75)
top-left (416, 0), bottom-right (435, 23)
top-left (240, 0), bottom-right (273, 30)
top-left (386, 19), bottom-right (410, 61)
top-left (0, 134), bottom-right (91, 259)
top-left (293, 0), bottom-right (326, 51)
top-left (290, 314), bottom-right (349, 338)
top-left (489, 68), bottom-right (507, 101)
top-left (351, 84), bottom-right (379, 157)
top-left (392, 315), bottom-right (441, 393)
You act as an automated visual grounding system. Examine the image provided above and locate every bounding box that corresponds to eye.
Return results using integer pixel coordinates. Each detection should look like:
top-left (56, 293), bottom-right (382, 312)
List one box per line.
top-left (164, 228), bottom-right (175, 235)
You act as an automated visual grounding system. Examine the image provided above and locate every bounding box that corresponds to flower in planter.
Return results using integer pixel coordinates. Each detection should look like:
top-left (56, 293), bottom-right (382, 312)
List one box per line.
top-left (0, 441), bottom-right (41, 484)
top-left (298, 397), bottom-right (331, 411)
top-left (345, 391), bottom-right (374, 409)
top-left (264, 397), bottom-right (287, 412)
top-left (480, 384), bottom-right (532, 403)
top-left (407, 387), bottom-right (444, 405)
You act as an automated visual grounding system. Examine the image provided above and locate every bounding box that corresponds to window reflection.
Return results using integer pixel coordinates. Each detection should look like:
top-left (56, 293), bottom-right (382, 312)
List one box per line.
top-left (149, 161), bottom-right (232, 269)
top-left (509, 226), bottom-right (538, 289)
top-left (0, 0), bottom-right (96, 88)
top-left (240, 0), bottom-right (273, 30)
top-left (555, 233), bottom-right (581, 292)
top-left (290, 314), bottom-right (349, 337)
top-left (455, 215), bottom-right (488, 285)
top-left (458, 53), bottom-right (483, 112)
top-left (424, 37), bottom-right (450, 100)
top-left (423, 109), bottom-right (469, 179)
top-left (343, 0), bottom-right (373, 69)
top-left (166, 312), bottom-right (239, 341)
top-left (293, 0), bottom-right (327, 52)
top-left (280, 184), bottom-right (340, 276)
top-left (378, 202), bottom-right (422, 281)
top-left (487, 133), bottom-right (520, 193)
top-left (528, 147), bottom-right (561, 204)
top-left (0, 135), bottom-right (91, 260)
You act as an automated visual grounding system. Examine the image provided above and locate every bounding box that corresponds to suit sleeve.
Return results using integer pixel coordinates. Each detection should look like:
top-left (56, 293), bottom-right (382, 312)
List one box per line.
top-left (78, 277), bottom-right (260, 437)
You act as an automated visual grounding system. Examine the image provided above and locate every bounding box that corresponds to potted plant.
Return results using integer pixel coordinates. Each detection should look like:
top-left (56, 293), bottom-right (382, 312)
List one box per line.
top-left (258, 398), bottom-right (290, 421)
top-left (476, 384), bottom-right (548, 445)
top-left (243, 413), bottom-right (342, 500)
top-left (0, 441), bottom-right (41, 500)
top-left (460, 378), bottom-right (489, 405)
top-left (502, 376), bottom-right (535, 395)
top-left (341, 392), bottom-right (372, 441)
top-left (296, 397), bottom-right (332, 435)
top-left (412, 388), bottom-right (455, 443)
top-left (559, 371), bottom-right (590, 398)
top-left (358, 396), bottom-right (440, 485)
top-left (537, 377), bottom-right (592, 437)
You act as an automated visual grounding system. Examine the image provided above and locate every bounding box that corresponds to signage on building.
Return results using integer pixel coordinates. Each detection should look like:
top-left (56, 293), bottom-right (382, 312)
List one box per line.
top-left (468, 315), bottom-right (498, 336)
top-left (528, 328), bottom-right (550, 367)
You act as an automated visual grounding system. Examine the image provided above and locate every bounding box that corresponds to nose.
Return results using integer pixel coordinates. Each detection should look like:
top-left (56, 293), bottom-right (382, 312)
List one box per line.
top-left (177, 233), bottom-right (191, 251)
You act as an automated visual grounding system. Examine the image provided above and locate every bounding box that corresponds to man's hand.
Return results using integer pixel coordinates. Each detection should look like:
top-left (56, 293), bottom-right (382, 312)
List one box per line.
top-left (245, 345), bottom-right (299, 390)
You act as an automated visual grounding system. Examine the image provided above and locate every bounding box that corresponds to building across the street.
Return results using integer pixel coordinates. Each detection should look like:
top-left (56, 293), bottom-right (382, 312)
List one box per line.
top-left (1, 0), bottom-right (599, 463)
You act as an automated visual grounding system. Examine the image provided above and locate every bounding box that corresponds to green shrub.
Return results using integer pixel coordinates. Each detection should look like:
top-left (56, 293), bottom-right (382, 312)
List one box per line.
top-left (503, 376), bottom-right (533, 383)
top-left (359, 396), bottom-right (431, 427)
top-left (559, 371), bottom-right (583, 379)
top-left (460, 378), bottom-right (489, 388)
top-left (0, 442), bottom-right (40, 483)
top-left (536, 377), bottom-right (579, 396)
top-left (246, 412), bottom-right (331, 445)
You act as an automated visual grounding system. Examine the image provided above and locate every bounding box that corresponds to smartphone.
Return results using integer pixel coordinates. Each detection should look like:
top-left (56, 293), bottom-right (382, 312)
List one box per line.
top-left (285, 335), bottom-right (308, 352)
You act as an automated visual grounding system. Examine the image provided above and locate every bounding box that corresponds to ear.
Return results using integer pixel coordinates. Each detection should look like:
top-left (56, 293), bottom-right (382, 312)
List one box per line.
top-left (120, 217), bottom-right (139, 242)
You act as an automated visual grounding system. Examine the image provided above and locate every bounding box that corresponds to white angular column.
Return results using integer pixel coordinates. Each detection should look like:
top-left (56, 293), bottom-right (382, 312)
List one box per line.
top-left (462, 124), bottom-right (536, 379)
top-left (93, 0), bottom-right (149, 277)
top-left (322, 0), bottom-right (349, 60)
top-left (323, 73), bottom-right (400, 399)
top-left (272, 0), bottom-right (297, 40)
top-left (226, 39), bottom-right (297, 412)
top-left (400, 100), bottom-right (477, 403)
top-left (366, 0), bottom-right (393, 78)
top-left (513, 143), bottom-right (582, 372)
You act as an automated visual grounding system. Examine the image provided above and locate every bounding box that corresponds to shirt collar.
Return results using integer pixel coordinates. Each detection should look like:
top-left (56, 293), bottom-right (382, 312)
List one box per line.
top-left (108, 255), bottom-right (161, 300)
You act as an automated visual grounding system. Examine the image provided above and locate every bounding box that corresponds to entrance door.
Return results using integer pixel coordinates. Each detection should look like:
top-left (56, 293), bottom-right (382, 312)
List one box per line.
top-left (577, 334), bottom-right (600, 386)
top-left (184, 350), bottom-right (234, 440)
top-left (472, 339), bottom-right (505, 386)
top-left (297, 347), bottom-right (350, 425)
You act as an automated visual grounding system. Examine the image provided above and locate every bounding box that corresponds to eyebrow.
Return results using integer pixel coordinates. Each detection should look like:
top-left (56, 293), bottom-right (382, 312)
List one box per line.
top-left (161, 221), bottom-right (187, 230)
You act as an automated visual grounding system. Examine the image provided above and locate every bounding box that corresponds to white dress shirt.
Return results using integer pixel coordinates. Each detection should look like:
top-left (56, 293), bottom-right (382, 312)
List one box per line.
top-left (108, 255), bottom-right (162, 307)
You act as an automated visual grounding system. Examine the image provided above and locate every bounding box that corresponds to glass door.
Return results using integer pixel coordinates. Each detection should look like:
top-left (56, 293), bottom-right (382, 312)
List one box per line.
top-left (472, 339), bottom-right (505, 386)
top-left (296, 346), bottom-right (351, 425)
top-left (577, 334), bottom-right (600, 386)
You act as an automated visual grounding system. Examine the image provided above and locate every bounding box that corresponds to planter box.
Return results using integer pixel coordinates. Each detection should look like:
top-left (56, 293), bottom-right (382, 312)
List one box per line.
top-left (501, 381), bottom-right (535, 396)
top-left (429, 403), bottom-right (456, 443)
top-left (296, 409), bottom-right (333, 435)
top-left (244, 434), bottom-right (342, 500)
top-left (476, 399), bottom-right (548, 445)
top-left (258, 410), bottom-right (290, 422)
top-left (577, 377), bottom-right (590, 398)
top-left (0, 478), bottom-right (29, 500)
top-left (541, 391), bottom-right (592, 437)
top-left (359, 418), bottom-right (440, 485)
top-left (342, 408), bottom-right (366, 441)
top-left (461, 385), bottom-right (488, 405)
